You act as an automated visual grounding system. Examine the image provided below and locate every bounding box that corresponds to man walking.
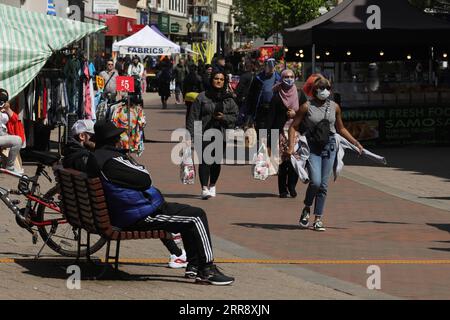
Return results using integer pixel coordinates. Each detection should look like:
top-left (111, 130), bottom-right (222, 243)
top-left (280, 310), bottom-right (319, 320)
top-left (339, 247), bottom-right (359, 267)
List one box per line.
top-left (99, 59), bottom-right (120, 101)
top-left (174, 58), bottom-right (188, 104)
top-left (247, 58), bottom-right (281, 131)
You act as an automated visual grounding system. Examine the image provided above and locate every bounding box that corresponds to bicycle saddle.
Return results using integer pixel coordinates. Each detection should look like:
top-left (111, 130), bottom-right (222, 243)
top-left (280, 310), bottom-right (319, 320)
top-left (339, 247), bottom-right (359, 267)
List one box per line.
top-left (26, 150), bottom-right (61, 166)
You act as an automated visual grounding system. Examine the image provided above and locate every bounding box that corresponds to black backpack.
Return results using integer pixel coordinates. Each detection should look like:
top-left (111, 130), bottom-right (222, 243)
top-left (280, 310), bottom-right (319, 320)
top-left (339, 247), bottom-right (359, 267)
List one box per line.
top-left (309, 100), bottom-right (331, 149)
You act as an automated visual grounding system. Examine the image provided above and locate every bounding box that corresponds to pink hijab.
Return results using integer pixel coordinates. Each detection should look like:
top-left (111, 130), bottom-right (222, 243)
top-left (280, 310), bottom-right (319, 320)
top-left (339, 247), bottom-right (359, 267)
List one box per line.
top-left (273, 69), bottom-right (299, 129)
top-left (274, 69), bottom-right (299, 112)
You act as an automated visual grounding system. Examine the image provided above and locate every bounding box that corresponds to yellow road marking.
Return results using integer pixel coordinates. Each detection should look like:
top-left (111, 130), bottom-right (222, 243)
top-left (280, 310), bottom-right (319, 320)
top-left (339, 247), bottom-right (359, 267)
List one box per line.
top-left (1, 258), bottom-right (450, 265)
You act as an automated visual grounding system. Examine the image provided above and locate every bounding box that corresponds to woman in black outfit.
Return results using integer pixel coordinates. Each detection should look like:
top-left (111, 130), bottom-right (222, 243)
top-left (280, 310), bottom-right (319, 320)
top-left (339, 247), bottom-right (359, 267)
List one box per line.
top-left (267, 69), bottom-right (307, 198)
top-left (157, 57), bottom-right (173, 109)
top-left (183, 64), bottom-right (204, 124)
top-left (186, 71), bottom-right (239, 200)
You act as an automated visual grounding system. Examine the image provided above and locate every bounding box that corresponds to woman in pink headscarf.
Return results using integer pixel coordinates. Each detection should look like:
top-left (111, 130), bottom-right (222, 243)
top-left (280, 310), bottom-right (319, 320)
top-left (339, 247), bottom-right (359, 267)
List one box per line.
top-left (267, 69), bottom-right (307, 198)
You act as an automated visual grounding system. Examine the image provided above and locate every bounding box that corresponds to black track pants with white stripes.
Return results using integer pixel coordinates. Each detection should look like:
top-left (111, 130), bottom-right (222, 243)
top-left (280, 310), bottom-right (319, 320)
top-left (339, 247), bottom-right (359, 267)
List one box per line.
top-left (132, 202), bottom-right (214, 268)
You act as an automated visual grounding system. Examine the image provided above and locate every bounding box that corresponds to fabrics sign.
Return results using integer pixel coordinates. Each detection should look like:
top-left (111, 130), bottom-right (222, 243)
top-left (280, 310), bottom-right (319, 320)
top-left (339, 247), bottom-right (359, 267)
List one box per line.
top-left (119, 46), bottom-right (172, 56)
top-left (341, 105), bottom-right (450, 146)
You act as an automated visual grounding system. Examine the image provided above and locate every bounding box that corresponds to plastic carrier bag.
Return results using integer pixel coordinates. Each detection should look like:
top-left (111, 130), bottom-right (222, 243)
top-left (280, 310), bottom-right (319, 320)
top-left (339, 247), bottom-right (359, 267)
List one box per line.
top-left (251, 143), bottom-right (270, 181)
top-left (180, 145), bottom-right (195, 184)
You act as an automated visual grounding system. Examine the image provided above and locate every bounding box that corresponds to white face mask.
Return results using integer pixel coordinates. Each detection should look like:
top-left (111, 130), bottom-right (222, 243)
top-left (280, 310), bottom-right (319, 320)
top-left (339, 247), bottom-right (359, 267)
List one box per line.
top-left (316, 89), bottom-right (331, 101)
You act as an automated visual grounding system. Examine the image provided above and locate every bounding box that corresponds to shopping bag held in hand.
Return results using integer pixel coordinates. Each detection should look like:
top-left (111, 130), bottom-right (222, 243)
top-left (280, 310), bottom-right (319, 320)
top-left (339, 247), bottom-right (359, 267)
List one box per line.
top-left (251, 143), bottom-right (270, 181)
top-left (180, 145), bottom-right (195, 184)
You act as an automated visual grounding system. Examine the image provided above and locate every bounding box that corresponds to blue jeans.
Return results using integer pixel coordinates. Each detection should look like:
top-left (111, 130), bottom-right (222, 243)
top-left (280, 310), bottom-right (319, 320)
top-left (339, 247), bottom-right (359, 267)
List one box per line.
top-left (304, 136), bottom-right (337, 217)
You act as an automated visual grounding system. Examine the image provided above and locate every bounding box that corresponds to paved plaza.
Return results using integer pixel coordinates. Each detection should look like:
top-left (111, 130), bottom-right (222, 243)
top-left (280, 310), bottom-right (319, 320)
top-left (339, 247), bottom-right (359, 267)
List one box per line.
top-left (1, 93), bottom-right (449, 300)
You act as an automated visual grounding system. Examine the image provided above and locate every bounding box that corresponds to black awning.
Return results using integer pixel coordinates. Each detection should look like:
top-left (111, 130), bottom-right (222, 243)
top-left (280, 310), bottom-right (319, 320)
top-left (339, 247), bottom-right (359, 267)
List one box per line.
top-left (283, 0), bottom-right (450, 48)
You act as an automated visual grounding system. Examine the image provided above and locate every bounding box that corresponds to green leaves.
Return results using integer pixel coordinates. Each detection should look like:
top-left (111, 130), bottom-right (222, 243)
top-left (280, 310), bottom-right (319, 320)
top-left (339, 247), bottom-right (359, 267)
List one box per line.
top-left (233, 0), bottom-right (329, 40)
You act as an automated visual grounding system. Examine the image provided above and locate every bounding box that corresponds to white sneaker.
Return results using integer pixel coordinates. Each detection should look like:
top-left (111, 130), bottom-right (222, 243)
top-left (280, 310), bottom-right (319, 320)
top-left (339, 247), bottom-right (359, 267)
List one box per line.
top-left (201, 188), bottom-right (211, 200)
top-left (209, 186), bottom-right (216, 197)
top-left (168, 249), bottom-right (188, 269)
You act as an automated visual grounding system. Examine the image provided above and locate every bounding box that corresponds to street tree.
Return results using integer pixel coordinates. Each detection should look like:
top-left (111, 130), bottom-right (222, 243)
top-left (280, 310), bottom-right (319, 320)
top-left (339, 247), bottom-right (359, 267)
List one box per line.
top-left (232, 0), bottom-right (330, 40)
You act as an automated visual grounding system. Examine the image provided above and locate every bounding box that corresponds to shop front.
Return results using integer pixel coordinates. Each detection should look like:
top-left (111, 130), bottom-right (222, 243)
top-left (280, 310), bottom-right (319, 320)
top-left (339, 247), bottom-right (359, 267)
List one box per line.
top-left (102, 15), bottom-right (137, 55)
top-left (283, 0), bottom-right (450, 146)
top-left (169, 15), bottom-right (189, 46)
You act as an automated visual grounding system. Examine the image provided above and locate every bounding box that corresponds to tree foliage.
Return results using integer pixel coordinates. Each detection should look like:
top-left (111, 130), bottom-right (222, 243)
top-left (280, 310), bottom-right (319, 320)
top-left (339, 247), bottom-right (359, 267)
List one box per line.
top-left (232, 0), bottom-right (330, 40)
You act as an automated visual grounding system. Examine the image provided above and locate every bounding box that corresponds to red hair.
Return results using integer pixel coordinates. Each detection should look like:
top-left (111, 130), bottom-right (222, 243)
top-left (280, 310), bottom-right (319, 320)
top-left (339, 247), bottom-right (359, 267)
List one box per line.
top-left (303, 74), bottom-right (321, 97)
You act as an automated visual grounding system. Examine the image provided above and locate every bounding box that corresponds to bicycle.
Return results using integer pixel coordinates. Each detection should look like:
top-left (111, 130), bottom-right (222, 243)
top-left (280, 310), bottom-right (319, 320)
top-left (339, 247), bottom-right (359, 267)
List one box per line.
top-left (0, 150), bottom-right (106, 258)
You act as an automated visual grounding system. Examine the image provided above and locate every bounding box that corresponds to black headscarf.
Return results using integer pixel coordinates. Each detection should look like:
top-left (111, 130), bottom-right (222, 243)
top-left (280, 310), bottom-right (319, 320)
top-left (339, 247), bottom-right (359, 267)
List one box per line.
top-left (205, 71), bottom-right (232, 116)
top-left (206, 71), bottom-right (231, 100)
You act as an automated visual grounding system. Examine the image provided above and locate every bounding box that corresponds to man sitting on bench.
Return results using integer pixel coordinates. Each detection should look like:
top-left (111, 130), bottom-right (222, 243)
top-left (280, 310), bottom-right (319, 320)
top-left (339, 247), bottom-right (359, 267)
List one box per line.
top-left (64, 120), bottom-right (189, 270)
top-left (86, 121), bottom-right (235, 286)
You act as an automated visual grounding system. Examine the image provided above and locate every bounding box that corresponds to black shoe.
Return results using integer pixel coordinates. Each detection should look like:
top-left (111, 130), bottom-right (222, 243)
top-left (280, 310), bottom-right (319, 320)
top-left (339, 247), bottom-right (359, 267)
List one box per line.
top-left (185, 264), bottom-right (198, 279)
top-left (196, 264), bottom-right (234, 286)
top-left (288, 189), bottom-right (297, 198)
top-left (279, 192), bottom-right (288, 198)
top-left (299, 206), bottom-right (310, 228)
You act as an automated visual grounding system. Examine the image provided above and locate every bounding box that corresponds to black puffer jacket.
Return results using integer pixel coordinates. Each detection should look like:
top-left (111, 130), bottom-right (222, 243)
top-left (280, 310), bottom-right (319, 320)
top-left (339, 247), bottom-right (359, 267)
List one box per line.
top-left (186, 91), bottom-right (239, 140)
top-left (62, 138), bottom-right (90, 172)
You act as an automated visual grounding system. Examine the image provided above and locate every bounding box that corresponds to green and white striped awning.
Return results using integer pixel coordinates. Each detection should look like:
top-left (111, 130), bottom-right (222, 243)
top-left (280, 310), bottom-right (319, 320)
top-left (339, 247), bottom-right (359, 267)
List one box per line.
top-left (0, 4), bottom-right (106, 99)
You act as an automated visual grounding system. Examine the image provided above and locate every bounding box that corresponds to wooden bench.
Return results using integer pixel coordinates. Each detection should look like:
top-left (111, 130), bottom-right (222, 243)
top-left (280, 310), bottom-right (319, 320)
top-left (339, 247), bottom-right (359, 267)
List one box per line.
top-left (54, 167), bottom-right (171, 270)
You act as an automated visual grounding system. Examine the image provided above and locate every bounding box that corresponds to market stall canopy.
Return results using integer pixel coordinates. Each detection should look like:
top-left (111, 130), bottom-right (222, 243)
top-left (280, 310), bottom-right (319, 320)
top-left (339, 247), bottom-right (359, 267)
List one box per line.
top-left (113, 25), bottom-right (181, 56)
top-left (0, 4), bottom-right (105, 99)
top-left (283, 0), bottom-right (450, 48)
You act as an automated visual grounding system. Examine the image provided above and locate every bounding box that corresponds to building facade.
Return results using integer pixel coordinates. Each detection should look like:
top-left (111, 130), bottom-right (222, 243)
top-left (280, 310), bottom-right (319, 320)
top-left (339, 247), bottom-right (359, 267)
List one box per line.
top-left (0, 0), bottom-right (233, 55)
top-left (188, 0), bottom-right (233, 54)
top-left (212, 0), bottom-right (233, 54)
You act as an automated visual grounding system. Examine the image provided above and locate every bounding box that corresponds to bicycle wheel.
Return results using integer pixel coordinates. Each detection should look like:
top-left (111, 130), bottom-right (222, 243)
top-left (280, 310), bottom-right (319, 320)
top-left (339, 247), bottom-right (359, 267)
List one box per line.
top-left (36, 185), bottom-right (107, 257)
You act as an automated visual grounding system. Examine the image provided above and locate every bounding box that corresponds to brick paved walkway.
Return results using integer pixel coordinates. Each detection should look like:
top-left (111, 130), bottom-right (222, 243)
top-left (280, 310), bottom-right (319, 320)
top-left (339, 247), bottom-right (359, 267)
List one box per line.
top-left (1, 93), bottom-right (449, 299)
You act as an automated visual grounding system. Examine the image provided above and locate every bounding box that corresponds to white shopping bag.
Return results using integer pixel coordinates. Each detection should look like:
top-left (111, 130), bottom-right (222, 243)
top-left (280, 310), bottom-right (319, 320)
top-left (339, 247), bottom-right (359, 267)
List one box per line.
top-left (180, 145), bottom-right (195, 184)
top-left (251, 143), bottom-right (270, 181)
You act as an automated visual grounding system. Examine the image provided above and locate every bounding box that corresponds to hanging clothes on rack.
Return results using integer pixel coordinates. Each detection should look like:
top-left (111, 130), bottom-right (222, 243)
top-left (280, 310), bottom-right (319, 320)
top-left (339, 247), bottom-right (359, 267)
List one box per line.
top-left (63, 55), bottom-right (81, 114)
top-left (111, 104), bottom-right (146, 156)
top-left (19, 71), bottom-right (69, 150)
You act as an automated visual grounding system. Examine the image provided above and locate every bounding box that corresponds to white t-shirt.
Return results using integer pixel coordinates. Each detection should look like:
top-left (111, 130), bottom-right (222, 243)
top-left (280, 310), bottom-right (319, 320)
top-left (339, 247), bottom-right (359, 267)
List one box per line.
top-left (128, 63), bottom-right (145, 78)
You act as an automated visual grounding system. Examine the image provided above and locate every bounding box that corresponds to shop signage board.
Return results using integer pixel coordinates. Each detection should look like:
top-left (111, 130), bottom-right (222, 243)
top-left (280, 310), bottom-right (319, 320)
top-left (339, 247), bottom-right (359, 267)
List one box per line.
top-left (116, 76), bottom-right (135, 93)
top-left (196, 16), bottom-right (209, 23)
top-left (342, 105), bottom-right (450, 145)
top-left (93, 0), bottom-right (119, 14)
top-left (158, 14), bottom-right (170, 33)
top-left (103, 16), bottom-right (136, 36)
top-left (171, 23), bottom-right (180, 33)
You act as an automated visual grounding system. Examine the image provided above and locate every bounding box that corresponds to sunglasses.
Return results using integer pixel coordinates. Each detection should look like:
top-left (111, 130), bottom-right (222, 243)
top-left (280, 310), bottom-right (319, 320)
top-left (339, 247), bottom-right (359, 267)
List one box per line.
top-left (318, 85), bottom-right (331, 90)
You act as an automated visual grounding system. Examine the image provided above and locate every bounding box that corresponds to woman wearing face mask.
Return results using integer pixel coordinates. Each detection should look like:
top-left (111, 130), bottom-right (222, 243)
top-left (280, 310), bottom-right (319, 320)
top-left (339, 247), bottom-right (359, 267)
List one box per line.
top-left (267, 69), bottom-right (307, 198)
top-left (186, 71), bottom-right (239, 199)
top-left (287, 76), bottom-right (363, 231)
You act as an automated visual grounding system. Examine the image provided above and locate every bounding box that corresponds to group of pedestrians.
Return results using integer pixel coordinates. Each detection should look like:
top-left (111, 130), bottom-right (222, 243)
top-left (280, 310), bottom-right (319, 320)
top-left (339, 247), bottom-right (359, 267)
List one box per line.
top-left (180, 55), bottom-right (368, 234)
top-left (98, 55), bottom-right (146, 103)
top-left (0, 51), bottom-right (383, 287)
